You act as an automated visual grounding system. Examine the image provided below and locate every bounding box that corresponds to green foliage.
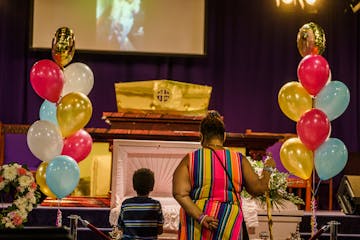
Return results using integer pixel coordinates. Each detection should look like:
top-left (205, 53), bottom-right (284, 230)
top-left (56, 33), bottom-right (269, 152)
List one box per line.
top-left (241, 157), bottom-right (305, 208)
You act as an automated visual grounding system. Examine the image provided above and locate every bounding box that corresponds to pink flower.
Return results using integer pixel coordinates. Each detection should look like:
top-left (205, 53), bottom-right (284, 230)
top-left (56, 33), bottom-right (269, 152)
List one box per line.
top-left (30, 182), bottom-right (37, 190)
top-left (17, 168), bottom-right (27, 176)
top-left (8, 211), bottom-right (23, 226)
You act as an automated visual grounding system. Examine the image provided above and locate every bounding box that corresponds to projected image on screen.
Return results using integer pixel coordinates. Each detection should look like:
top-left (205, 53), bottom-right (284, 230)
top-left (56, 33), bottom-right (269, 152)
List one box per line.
top-left (32, 0), bottom-right (205, 55)
top-left (96, 0), bottom-right (144, 51)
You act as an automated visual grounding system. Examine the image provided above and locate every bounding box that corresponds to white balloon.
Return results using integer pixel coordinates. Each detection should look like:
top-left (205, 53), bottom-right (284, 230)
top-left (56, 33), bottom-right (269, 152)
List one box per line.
top-left (62, 62), bottom-right (94, 96)
top-left (27, 120), bottom-right (63, 162)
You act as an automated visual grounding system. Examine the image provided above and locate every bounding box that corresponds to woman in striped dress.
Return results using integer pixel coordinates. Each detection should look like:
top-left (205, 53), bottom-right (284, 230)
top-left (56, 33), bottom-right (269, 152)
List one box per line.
top-left (172, 111), bottom-right (275, 240)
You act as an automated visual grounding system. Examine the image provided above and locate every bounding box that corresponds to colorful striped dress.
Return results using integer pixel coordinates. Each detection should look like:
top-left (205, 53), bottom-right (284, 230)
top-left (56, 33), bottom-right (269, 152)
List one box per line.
top-left (178, 148), bottom-right (245, 240)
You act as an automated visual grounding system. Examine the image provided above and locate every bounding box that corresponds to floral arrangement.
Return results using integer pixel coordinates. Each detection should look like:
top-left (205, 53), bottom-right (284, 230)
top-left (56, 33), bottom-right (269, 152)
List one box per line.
top-left (241, 157), bottom-right (305, 208)
top-left (0, 163), bottom-right (42, 229)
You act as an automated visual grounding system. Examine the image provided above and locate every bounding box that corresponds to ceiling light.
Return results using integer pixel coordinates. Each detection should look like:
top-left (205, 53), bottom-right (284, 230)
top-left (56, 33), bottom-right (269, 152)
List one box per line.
top-left (282, 0), bottom-right (294, 4)
top-left (351, 1), bottom-right (360, 13)
top-left (305, 0), bottom-right (316, 5)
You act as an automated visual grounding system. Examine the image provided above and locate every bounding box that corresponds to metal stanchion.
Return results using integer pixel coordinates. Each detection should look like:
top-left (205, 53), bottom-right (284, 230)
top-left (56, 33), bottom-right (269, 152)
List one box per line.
top-left (308, 224), bottom-right (329, 240)
top-left (68, 215), bottom-right (80, 240)
top-left (328, 220), bottom-right (340, 240)
top-left (63, 215), bottom-right (112, 240)
top-left (79, 216), bottom-right (112, 240)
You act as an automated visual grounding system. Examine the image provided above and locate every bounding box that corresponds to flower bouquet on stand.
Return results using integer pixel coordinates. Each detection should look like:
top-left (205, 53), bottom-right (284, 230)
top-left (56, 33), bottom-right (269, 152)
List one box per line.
top-left (241, 157), bottom-right (305, 240)
top-left (0, 163), bottom-right (42, 229)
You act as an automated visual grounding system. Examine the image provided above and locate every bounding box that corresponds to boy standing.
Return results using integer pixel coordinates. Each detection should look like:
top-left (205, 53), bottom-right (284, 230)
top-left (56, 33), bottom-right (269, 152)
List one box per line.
top-left (118, 168), bottom-right (164, 239)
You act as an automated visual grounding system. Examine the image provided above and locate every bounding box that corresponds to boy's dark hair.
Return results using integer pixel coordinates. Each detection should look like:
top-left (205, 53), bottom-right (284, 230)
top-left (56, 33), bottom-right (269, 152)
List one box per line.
top-left (133, 168), bottom-right (155, 196)
top-left (200, 110), bottom-right (225, 143)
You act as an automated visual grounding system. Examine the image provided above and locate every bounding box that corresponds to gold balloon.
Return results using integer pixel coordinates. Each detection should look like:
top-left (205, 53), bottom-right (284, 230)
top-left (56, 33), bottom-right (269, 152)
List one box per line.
top-left (36, 161), bottom-right (57, 198)
top-left (52, 27), bottom-right (75, 68)
top-left (280, 138), bottom-right (314, 180)
top-left (278, 81), bottom-right (313, 122)
top-left (57, 92), bottom-right (93, 137)
top-left (297, 22), bottom-right (326, 57)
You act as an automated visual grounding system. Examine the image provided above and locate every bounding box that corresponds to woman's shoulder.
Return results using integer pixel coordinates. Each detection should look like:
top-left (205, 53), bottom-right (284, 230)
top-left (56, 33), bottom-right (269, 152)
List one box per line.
top-left (185, 148), bottom-right (202, 157)
top-left (222, 147), bottom-right (242, 154)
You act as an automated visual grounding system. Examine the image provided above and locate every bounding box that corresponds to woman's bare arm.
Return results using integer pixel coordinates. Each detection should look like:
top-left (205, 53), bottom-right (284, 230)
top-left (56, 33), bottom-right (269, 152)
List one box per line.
top-left (172, 154), bottom-right (218, 229)
top-left (172, 155), bottom-right (203, 219)
top-left (242, 155), bottom-right (275, 196)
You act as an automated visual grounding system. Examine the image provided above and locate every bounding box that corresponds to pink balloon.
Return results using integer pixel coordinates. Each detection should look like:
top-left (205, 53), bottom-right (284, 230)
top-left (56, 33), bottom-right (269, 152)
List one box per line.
top-left (30, 59), bottom-right (64, 103)
top-left (297, 54), bottom-right (330, 96)
top-left (296, 109), bottom-right (330, 151)
top-left (61, 129), bottom-right (93, 163)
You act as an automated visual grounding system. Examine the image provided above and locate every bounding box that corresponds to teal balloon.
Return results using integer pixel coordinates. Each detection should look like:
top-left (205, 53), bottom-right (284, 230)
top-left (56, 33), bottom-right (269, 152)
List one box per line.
top-left (314, 81), bottom-right (350, 121)
top-left (314, 138), bottom-right (348, 180)
top-left (39, 100), bottom-right (58, 125)
top-left (46, 155), bottom-right (80, 199)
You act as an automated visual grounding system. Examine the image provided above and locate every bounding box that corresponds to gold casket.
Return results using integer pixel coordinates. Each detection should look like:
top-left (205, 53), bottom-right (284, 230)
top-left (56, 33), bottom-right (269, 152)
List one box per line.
top-left (114, 80), bottom-right (212, 116)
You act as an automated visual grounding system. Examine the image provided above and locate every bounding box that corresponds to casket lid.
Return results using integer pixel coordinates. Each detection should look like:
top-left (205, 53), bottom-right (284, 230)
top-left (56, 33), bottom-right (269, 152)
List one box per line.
top-left (114, 79), bottom-right (212, 116)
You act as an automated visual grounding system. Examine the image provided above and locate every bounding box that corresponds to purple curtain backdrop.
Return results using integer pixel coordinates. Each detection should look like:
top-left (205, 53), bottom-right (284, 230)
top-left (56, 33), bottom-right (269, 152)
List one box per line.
top-left (1, 0), bottom-right (359, 151)
top-left (4, 134), bottom-right (42, 171)
top-left (267, 142), bottom-right (287, 173)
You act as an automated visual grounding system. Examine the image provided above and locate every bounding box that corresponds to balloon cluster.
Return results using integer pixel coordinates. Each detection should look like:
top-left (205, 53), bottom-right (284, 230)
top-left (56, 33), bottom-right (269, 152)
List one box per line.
top-left (278, 22), bottom-right (349, 181)
top-left (27, 27), bottom-right (95, 199)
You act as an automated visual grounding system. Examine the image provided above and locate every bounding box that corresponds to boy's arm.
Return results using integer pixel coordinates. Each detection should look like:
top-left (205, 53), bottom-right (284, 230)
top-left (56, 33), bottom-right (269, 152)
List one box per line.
top-left (118, 204), bottom-right (125, 229)
top-left (157, 203), bottom-right (164, 235)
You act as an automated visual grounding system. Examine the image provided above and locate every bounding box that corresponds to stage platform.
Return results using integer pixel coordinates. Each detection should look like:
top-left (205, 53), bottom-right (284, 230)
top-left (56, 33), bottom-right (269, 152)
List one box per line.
top-left (300, 211), bottom-right (360, 240)
top-left (22, 207), bottom-right (360, 240)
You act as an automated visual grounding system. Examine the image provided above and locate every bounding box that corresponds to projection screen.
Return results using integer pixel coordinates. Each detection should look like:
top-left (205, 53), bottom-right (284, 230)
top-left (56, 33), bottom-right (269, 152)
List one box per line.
top-left (31, 0), bottom-right (206, 56)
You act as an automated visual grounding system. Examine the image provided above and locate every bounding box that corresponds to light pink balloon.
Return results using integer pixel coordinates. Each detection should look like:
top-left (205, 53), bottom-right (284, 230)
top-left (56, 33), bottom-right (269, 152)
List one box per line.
top-left (30, 59), bottom-right (64, 103)
top-left (61, 129), bottom-right (93, 163)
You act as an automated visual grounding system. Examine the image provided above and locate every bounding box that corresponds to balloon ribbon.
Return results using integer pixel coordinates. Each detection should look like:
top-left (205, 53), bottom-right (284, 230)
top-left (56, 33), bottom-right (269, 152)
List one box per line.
top-left (265, 191), bottom-right (273, 240)
top-left (56, 199), bottom-right (62, 227)
top-left (311, 169), bottom-right (318, 236)
top-left (56, 208), bottom-right (62, 227)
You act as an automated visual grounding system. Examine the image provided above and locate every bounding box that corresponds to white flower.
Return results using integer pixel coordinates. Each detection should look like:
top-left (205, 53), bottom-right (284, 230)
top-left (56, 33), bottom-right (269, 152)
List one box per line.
top-left (26, 204), bottom-right (33, 212)
top-left (3, 166), bottom-right (17, 181)
top-left (18, 175), bottom-right (32, 188)
top-left (241, 157), bottom-right (305, 207)
top-left (3, 218), bottom-right (15, 229)
top-left (26, 192), bottom-right (36, 204)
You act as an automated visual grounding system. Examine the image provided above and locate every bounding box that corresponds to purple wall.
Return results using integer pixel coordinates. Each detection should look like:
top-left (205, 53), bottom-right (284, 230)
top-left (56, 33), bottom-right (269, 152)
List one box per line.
top-left (4, 134), bottom-right (42, 171)
top-left (1, 0), bottom-right (360, 191)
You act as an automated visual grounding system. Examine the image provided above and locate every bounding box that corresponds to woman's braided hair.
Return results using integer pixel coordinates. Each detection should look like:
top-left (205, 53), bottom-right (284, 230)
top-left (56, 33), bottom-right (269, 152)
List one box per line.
top-left (200, 110), bottom-right (225, 143)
